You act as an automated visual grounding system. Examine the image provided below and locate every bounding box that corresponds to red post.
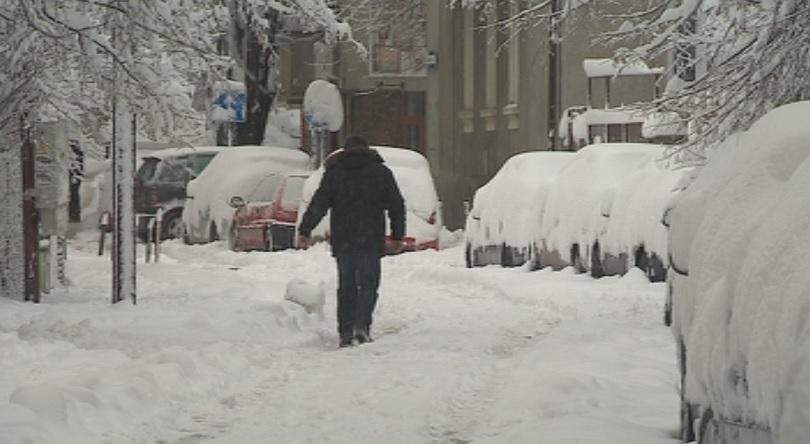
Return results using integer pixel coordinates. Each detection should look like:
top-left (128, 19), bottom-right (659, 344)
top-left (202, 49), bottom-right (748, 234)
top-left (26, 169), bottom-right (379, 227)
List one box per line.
top-left (20, 115), bottom-right (39, 303)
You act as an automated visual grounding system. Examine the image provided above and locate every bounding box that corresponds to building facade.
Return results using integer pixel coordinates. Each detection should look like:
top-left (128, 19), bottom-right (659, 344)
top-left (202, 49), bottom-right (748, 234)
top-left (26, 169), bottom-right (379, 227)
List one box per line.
top-left (279, 2), bottom-right (661, 229)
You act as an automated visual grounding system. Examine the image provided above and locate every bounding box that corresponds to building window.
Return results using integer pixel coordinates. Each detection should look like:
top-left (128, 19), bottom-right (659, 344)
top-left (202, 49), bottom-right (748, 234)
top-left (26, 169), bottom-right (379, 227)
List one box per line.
top-left (627, 123), bottom-right (644, 143)
top-left (481, 12), bottom-right (498, 132)
top-left (460, 8), bottom-right (475, 133)
top-left (369, 10), bottom-right (428, 76)
top-left (504, 2), bottom-right (520, 130)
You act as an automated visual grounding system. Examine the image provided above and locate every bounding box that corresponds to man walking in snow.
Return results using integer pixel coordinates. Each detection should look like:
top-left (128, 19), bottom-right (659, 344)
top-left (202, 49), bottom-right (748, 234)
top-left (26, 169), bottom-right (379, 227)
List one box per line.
top-left (298, 135), bottom-right (406, 348)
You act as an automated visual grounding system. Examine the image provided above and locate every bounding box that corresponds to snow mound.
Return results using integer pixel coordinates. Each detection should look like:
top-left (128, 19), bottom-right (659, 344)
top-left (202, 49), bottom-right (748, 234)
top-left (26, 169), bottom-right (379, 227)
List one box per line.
top-left (668, 101), bottom-right (810, 436)
top-left (285, 279), bottom-right (325, 317)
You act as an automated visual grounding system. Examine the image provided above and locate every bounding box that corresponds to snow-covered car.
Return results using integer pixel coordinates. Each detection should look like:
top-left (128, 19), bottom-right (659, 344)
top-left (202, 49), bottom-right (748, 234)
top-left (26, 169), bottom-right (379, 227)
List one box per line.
top-left (134, 146), bottom-right (223, 240)
top-left (540, 143), bottom-right (683, 280)
top-left (298, 146), bottom-right (441, 252)
top-left (464, 151), bottom-right (575, 268)
top-left (182, 146), bottom-right (310, 244)
top-left (228, 171), bottom-right (311, 252)
top-left (666, 102), bottom-right (810, 443)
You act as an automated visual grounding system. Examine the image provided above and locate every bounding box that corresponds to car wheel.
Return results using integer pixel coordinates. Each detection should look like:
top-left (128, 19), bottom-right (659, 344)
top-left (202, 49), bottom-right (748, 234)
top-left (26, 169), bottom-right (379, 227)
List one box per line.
top-left (697, 408), bottom-right (720, 444)
top-left (182, 224), bottom-right (191, 245)
top-left (265, 226), bottom-right (275, 252)
top-left (208, 222), bottom-right (219, 243)
top-left (229, 227), bottom-right (240, 251)
top-left (465, 243), bottom-right (472, 268)
top-left (162, 212), bottom-right (184, 240)
top-left (570, 244), bottom-right (586, 273)
top-left (590, 242), bottom-right (604, 278)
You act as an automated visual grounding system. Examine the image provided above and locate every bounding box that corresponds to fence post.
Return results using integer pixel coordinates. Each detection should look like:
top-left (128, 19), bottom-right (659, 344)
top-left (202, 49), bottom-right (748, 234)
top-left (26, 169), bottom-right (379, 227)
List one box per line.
top-left (145, 217), bottom-right (154, 263)
top-left (154, 208), bottom-right (163, 263)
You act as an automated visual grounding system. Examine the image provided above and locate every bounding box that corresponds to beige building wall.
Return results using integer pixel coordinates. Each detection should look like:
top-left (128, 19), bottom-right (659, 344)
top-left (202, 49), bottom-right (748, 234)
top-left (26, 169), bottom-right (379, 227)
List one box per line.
top-left (428, 3), bottom-right (661, 229)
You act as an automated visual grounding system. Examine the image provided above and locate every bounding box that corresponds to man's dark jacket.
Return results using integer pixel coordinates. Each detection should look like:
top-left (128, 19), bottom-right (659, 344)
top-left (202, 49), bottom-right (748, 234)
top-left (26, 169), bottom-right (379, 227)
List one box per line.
top-left (299, 148), bottom-right (406, 257)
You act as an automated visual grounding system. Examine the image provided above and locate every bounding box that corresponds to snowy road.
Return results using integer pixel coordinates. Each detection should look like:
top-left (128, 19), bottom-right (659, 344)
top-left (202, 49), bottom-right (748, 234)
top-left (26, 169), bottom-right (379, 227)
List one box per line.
top-left (0, 237), bottom-right (679, 444)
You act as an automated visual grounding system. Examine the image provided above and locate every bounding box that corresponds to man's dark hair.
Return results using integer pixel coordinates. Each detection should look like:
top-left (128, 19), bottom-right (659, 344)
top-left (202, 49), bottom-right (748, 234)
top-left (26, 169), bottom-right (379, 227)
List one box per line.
top-left (344, 135), bottom-right (369, 151)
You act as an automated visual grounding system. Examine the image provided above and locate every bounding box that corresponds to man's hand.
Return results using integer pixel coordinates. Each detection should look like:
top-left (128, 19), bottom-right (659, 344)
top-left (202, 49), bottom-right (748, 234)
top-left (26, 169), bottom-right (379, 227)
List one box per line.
top-left (387, 240), bottom-right (405, 255)
top-left (297, 235), bottom-right (311, 250)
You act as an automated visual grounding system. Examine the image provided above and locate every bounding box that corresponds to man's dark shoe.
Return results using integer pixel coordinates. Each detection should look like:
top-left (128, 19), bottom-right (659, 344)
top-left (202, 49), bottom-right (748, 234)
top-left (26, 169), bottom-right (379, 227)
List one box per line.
top-left (339, 336), bottom-right (355, 348)
top-left (354, 328), bottom-right (374, 344)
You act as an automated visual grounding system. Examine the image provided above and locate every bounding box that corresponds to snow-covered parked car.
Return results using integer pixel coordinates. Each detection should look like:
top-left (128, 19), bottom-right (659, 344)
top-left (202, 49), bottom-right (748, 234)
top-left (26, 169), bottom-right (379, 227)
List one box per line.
top-left (298, 146), bottom-right (441, 252)
top-left (228, 171), bottom-right (311, 252)
top-left (182, 146), bottom-right (310, 244)
top-left (464, 151), bottom-right (575, 268)
top-left (540, 143), bottom-right (685, 280)
top-left (134, 146), bottom-right (224, 240)
top-left (666, 102), bottom-right (810, 443)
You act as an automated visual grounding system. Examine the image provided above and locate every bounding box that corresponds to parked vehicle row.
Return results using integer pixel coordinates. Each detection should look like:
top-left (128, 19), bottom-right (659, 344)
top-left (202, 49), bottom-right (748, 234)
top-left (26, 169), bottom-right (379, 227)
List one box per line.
top-left (665, 101), bottom-right (810, 443)
top-left (465, 143), bottom-right (689, 282)
top-left (134, 144), bottom-right (441, 255)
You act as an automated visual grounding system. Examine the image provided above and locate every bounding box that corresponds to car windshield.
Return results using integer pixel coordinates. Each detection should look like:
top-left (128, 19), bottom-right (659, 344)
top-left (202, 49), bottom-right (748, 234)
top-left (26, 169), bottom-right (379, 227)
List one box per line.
top-left (245, 173), bottom-right (281, 203)
top-left (157, 156), bottom-right (190, 182)
top-left (136, 158), bottom-right (159, 182)
top-left (190, 153), bottom-right (216, 176)
top-left (282, 176), bottom-right (307, 207)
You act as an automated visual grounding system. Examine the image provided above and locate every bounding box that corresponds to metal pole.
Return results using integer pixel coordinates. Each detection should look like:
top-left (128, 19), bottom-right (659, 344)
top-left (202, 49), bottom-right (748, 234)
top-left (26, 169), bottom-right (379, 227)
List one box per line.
top-left (21, 114), bottom-right (39, 303)
top-left (111, 94), bottom-right (119, 304)
top-left (547, 0), bottom-right (562, 151)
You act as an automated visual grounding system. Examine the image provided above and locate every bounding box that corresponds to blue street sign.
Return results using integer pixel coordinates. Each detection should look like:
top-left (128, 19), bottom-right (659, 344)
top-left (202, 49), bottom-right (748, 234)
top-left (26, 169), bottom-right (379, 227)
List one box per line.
top-left (212, 81), bottom-right (247, 123)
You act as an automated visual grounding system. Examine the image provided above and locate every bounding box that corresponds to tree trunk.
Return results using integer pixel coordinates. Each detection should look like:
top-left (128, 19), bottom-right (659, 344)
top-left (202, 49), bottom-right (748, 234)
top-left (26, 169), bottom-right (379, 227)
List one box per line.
top-left (227, 9), bottom-right (280, 146)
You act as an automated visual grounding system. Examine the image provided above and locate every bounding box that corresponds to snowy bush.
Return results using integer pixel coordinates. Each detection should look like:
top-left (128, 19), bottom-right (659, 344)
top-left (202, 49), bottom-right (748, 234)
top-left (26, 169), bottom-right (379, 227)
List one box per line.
top-left (668, 101), bottom-right (810, 438)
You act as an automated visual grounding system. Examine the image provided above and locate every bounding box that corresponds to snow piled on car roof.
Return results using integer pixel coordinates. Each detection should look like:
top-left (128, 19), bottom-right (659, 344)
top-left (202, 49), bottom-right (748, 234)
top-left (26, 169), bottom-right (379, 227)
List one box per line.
top-left (183, 146), bottom-right (310, 242)
top-left (465, 151), bottom-right (575, 250)
top-left (141, 145), bottom-right (226, 160)
top-left (467, 144), bottom-right (687, 268)
top-left (668, 101), bottom-right (810, 437)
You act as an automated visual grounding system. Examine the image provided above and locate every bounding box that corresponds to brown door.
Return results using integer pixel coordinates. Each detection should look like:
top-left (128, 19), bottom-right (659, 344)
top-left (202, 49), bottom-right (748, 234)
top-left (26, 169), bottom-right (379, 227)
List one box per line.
top-left (350, 90), bottom-right (426, 153)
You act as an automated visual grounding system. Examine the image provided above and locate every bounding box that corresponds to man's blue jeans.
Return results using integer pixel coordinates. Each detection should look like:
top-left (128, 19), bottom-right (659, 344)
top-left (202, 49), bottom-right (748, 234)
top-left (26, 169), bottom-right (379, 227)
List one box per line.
top-left (335, 252), bottom-right (381, 338)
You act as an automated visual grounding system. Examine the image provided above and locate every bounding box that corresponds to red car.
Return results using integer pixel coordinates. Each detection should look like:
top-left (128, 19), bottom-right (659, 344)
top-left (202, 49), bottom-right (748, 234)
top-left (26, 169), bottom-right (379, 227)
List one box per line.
top-left (229, 171), bottom-right (311, 251)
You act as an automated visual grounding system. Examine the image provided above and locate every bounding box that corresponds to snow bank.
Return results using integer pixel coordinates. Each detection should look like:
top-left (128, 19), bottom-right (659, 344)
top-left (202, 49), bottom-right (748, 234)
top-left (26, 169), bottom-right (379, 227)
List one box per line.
top-left (668, 101), bottom-right (810, 437)
top-left (465, 151), bottom-right (575, 250)
top-left (299, 146), bottom-right (440, 245)
top-left (183, 146), bottom-right (309, 240)
top-left (541, 143), bottom-right (678, 262)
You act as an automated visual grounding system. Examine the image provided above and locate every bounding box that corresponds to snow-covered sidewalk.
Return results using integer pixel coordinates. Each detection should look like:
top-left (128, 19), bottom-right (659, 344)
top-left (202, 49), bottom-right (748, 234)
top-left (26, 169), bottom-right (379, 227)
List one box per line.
top-left (0, 237), bottom-right (679, 444)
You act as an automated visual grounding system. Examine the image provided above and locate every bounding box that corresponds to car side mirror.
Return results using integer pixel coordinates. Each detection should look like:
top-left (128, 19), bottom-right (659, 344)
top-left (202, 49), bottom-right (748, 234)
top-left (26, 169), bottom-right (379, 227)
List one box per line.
top-left (228, 196), bottom-right (246, 208)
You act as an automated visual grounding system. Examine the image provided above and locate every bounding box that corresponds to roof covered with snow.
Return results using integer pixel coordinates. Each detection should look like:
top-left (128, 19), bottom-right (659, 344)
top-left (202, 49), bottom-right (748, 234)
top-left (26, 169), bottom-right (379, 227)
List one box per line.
top-left (142, 146), bottom-right (226, 160)
top-left (582, 58), bottom-right (664, 79)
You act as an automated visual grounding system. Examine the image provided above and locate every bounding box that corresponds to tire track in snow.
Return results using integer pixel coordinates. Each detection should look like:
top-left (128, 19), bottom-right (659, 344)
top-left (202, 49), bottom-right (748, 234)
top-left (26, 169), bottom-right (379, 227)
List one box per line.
top-left (425, 319), bottom-right (558, 444)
